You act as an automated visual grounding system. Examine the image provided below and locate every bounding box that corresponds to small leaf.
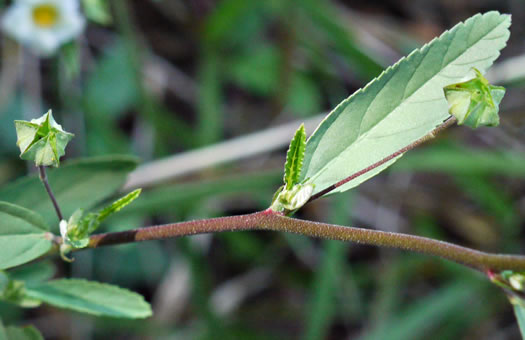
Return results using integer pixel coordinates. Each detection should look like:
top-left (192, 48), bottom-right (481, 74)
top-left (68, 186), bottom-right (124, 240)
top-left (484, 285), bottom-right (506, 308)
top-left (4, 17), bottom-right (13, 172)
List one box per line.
top-left (444, 68), bottom-right (505, 128)
top-left (284, 124), bottom-right (306, 190)
top-left (63, 210), bottom-right (91, 249)
top-left (97, 189), bottom-right (142, 222)
top-left (0, 202), bottom-right (52, 270)
top-left (4, 325), bottom-right (43, 340)
top-left (25, 279), bottom-right (152, 318)
top-left (64, 189), bottom-right (142, 250)
top-left (299, 12), bottom-right (510, 197)
top-left (14, 110), bottom-right (74, 167)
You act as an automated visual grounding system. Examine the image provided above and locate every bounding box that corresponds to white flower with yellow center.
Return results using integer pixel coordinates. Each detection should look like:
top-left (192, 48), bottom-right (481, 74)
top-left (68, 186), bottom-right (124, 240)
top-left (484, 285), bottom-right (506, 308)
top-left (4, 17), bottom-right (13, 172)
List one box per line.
top-left (1, 0), bottom-right (85, 56)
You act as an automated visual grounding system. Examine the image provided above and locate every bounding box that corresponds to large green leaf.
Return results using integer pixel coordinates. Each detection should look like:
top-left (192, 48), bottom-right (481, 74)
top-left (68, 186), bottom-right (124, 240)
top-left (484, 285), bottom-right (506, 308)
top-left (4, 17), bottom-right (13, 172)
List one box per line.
top-left (7, 261), bottom-right (55, 283)
top-left (0, 236), bottom-right (52, 271)
top-left (0, 202), bottom-right (52, 270)
top-left (0, 202), bottom-right (49, 234)
top-left (300, 12), bottom-right (510, 196)
top-left (25, 279), bottom-right (152, 318)
top-left (0, 156), bottom-right (138, 227)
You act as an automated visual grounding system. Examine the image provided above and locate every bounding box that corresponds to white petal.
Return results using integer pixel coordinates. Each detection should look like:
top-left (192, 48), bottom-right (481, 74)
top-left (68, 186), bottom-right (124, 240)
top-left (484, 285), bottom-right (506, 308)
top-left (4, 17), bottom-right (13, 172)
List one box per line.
top-left (2, 3), bottom-right (33, 41)
top-left (1, 0), bottom-right (85, 56)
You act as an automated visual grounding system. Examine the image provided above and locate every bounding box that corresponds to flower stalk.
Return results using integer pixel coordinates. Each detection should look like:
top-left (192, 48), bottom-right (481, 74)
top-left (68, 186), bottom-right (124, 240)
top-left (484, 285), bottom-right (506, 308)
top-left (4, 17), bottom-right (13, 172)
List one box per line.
top-left (38, 165), bottom-right (63, 221)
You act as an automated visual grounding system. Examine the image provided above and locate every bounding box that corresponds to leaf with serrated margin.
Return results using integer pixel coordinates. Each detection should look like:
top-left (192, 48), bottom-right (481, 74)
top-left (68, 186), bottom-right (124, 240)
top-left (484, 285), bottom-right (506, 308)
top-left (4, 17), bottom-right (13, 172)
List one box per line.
top-left (300, 12), bottom-right (511, 196)
top-left (97, 188), bottom-right (141, 222)
top-left (284, 124), bottom-right (306, 190)
top-left (25, 279), bottom-right (152, 318)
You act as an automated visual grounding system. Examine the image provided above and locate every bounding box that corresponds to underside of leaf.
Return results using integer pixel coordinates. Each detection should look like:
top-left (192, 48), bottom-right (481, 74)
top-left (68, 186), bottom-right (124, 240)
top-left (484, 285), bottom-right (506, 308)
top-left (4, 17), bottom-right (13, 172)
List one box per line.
top-left (299, 12), bottom-right (510, 196)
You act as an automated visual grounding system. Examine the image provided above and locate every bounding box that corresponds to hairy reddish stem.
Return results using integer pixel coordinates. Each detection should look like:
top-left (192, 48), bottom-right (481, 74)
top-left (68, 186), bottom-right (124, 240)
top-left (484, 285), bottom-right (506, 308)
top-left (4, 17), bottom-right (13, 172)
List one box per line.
top-left (85, 209), bottom-right (525, 273)
top-left (72, 115), bottom-right (525, 274)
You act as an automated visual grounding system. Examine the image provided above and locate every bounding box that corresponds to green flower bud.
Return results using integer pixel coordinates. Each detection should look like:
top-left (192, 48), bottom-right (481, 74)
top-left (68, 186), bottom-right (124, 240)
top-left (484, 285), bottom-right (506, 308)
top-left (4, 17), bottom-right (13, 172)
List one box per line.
top-left (443, 68), bottom-right (505, 128)
top-left (14, 109), bottom-right (74, 167)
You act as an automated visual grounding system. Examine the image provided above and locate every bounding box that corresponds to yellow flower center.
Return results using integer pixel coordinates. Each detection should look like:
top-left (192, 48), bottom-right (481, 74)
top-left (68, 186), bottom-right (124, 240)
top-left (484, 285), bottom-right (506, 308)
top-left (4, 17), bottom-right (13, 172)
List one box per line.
top-left (32, 4), bottom-right (59, 28)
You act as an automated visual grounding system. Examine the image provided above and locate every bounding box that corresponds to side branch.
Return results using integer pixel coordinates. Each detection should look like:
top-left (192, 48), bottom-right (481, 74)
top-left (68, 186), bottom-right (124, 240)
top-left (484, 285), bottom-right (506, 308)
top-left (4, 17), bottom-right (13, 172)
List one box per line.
top-left (86, 209), bottom-right (525, 273)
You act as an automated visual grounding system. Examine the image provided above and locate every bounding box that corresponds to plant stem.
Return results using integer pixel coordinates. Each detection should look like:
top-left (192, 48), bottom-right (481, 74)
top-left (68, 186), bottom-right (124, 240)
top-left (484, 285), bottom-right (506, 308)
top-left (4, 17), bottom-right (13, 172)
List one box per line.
top-left (38, 165), bottom-right (63, 221)
top-left (85, 209), bottom-right (525, 273)
top-left (308, 117), bottom-right (458, 201)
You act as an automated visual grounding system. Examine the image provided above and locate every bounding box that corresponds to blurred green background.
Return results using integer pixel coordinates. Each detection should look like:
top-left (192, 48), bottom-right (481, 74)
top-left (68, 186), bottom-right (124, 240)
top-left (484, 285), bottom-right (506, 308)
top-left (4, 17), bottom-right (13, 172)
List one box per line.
top-left (1, 0), bottom-right (525, 339)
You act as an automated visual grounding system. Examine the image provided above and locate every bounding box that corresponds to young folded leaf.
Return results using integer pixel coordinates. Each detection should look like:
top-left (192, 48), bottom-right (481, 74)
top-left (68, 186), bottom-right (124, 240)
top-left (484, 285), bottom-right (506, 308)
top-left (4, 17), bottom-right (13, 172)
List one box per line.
top-left (299, 12), bottom-right (510, 197)
top-left (61, 189), bottom-right (141, 253)
top-left (284, 124), bottom-right (306, 190)
top-left (444, 68), bottom-right (505, 128)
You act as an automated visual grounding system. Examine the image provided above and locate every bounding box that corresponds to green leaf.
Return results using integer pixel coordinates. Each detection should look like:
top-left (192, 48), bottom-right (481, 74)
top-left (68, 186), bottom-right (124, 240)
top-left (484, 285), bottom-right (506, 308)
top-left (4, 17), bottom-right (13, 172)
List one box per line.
top-left (7, 261), bottom-right (55, 283)
top-left (0, 156), bottom-right (138, 226)
top-left (299, 12), bottom-right (510, 197)
top-left (444, 68), bottom-right (505, 128)
top-left (0, 202), bottom-right (52, 270)
top-left (64, 189), bottom-right (141, 249)
top-left (513, 304), bottom-right (525, 339)
top-left (284, 124), bottom-right (306, 190)
top-left (14, 110), bottom-right (74, 167)
top-left (0, 202), bottom-right (49, 234)
top-left (25, 279), bottom-right (152, 318)
top-left (4, 325), bottom-right (43, 340)
top-left (0, 235), bottom-right (52, 271)
top-left (97, 189), bottom-right (141, 222)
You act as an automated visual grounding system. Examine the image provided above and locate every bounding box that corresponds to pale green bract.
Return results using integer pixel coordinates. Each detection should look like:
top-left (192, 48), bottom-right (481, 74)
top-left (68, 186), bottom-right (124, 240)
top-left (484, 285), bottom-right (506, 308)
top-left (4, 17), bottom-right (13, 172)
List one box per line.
top-left (299, 12), bottom-right (511, 196)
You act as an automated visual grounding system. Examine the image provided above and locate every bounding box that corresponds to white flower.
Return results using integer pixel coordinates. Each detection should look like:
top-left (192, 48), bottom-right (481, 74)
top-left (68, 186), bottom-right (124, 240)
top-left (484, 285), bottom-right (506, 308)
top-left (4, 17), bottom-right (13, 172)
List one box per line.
top-left (1, 0), bottom-right (85, 56)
